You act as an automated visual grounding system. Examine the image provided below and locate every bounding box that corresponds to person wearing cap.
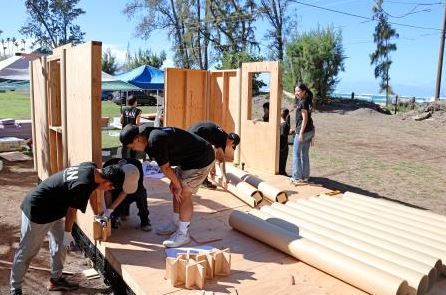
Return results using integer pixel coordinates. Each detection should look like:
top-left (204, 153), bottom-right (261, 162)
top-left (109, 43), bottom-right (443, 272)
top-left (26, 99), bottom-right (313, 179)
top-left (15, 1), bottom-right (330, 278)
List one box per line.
top-left (120, 124), bottom-right (215, 248)
top-left (102, 158), bottom-right (150, 231)
top-left (10, 162), bottom-right (133, 295)
top-left (187, 121), bottom-right (240, 189)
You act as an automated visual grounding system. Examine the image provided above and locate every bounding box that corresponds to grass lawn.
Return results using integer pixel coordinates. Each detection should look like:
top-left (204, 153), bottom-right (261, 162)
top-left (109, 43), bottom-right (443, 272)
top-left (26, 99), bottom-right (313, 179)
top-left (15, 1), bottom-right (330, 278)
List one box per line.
top-left (0, 91), bottom-right (156, 150)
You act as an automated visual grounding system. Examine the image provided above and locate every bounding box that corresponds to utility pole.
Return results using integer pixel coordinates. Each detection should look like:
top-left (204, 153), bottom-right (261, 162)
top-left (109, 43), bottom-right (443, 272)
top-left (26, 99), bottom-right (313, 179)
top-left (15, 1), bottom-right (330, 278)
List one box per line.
top-left (435, 0), bottom-right (446, 101)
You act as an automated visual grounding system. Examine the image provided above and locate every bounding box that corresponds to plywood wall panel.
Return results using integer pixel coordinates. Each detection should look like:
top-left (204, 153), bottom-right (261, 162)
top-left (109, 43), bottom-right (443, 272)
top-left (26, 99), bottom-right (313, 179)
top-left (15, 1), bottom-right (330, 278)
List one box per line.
top-left (31, 57), bottom-right (50, 180)
top-left (164, 68), bottom-right (187, 128)
top-left (240, 62), bottom-right (281, 174)
top-left (185, 70), bottom-right (207, 128)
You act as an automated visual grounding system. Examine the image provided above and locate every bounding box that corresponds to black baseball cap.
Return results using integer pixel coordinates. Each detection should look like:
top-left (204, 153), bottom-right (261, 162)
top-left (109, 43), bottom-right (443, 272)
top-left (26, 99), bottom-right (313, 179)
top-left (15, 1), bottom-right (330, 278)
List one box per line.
top-left (120, 124), bottom-right (139, 145)
top-left (228, 133), bottom-right (240, 149)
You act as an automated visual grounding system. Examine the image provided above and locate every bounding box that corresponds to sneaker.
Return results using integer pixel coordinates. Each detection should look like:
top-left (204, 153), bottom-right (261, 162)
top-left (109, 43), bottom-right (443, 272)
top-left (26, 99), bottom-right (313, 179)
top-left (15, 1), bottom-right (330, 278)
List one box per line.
top-left (10, 289), bottom-right (22, 295)
top-left (292, 179), bottom-right (308, 186)
top-left (141, 224), bottom-right (152, 232)
top-left (156, 221), bottom-right (178, 236)
top-left (111, 217), bottom-right (121, 229)
top-left (48, 277), bottom-right (79, 291)
top-left (162, 230), bottom-right (191, 248)
top-left (201, 178), bottom-right (217, 190)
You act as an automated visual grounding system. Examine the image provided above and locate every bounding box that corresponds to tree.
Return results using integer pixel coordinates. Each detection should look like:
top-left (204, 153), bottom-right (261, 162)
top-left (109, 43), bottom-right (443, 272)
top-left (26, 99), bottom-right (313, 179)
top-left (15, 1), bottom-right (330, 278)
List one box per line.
top-left (102, 48), bottom-right (118, 75)
top-left (124, 0), bottom-right (259, 69)
top-left (20, 0), bottom-right (85, 49)
top-left (370, 0), bottom-right (398, 106)
top-left (284, 27), bottom-right (345, 104)
top-left (217, 51), bottom-right (265, 94)
top-left (124, 49), bottom-right (167, 70)
top-left (124, 0), bottom-right (194, 68)
top-left (258, 0), bottom-right (291, 61)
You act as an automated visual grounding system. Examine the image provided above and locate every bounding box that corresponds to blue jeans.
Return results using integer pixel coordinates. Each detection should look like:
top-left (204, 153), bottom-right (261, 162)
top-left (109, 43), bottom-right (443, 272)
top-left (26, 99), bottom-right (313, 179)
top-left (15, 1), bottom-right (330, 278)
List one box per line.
top-left (10, 212), bottom-right (66, 292)
top-left (292, 129), bottom-right (315, 180)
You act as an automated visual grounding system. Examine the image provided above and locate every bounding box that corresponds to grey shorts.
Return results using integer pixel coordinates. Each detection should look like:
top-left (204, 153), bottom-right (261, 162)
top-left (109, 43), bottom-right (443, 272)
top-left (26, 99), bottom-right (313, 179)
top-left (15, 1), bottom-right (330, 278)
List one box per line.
top-left (175, 161), bottom-right (215, 194)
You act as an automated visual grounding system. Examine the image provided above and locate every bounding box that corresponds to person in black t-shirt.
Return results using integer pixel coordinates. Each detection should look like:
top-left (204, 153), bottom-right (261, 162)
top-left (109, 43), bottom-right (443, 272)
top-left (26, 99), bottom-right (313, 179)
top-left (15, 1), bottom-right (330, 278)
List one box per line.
top-left (279, 109), bottom-right (291, 176)
top-left (291, 83), bottom-right (315, 185)
top-left (120, 124), bottom-right (215, 248)
top-left (188, 121), bottom-right (240, 189)
top-left (262, 102), bottom-right (270, 122)
top-left (103, 158), bottom-right (150, 231)
top-left (120, 95), bottom-right (142, 159)
top-left (10, 162), bottom-right (138, 295)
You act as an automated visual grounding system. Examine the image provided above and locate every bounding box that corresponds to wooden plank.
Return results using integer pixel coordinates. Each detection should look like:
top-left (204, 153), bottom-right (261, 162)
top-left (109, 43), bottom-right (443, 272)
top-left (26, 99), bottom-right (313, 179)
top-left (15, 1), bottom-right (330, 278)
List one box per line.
top-left (185, 70), bottom-right (207, 128)
top-left (240, 61), bottom-right (281, 174)
top-left (64, 41), bottom-right (102, 240)
top-left (165, 68), bottom-right (187, 128)
top-left (31, 57), bottom-right (51, 180)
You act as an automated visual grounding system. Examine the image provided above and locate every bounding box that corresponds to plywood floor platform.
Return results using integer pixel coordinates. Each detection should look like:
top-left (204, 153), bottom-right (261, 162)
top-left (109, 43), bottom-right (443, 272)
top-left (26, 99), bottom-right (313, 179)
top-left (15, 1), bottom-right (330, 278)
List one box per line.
top-left (94, 172), bottom-right (446, 295)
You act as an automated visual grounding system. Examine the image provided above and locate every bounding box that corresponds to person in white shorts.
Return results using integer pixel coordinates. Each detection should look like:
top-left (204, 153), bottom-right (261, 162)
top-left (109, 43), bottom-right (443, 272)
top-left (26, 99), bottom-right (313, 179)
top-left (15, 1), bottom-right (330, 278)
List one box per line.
top-left (120, 123), bottom-right (215, 247)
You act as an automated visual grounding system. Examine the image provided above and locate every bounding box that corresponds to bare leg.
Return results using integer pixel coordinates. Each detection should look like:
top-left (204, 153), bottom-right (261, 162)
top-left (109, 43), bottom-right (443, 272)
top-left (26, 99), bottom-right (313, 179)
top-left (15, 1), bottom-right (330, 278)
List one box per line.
top-left (179, 189), bottom-right (193, 222)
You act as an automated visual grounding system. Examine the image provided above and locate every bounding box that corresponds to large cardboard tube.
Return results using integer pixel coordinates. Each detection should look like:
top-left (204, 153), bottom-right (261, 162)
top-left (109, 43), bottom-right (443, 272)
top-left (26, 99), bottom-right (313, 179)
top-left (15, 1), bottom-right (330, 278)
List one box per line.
top-left (226, 166), bottom-right (287, 203)
top-left (256, 206), bottom-right (437, 288)
top-left (344, 192), bottom-right (446, 225)
top-left (296, 198), bottom-right (446, 250)
top-left (225, 173), bottom-right (262, 207)
top-left (250, 209), bottom-right (429, 295)
top-left (308, 197), bottom-right (446, 245)
top-left (319, 195), bottom-right (446, 238)
top-left (229, 210), bottom-right (409, 295)
top-left (269, 203), bottom-right (443, 273)
top-left (284, 201), bottom-right (446, 272)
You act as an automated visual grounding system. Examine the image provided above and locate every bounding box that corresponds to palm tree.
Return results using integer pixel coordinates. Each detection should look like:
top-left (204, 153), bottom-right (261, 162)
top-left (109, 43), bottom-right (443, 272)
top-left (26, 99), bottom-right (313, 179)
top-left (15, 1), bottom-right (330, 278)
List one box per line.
top-left (21, 39), bottom-right (26, 52)
top-left (14, 42), bottom-right (19, 53)
top-left (11, 37), bottom-right (17, 54)
top-left (6, 37), bottom-right (10, 55)
top-left (0, 39), bottom-right (5, 57)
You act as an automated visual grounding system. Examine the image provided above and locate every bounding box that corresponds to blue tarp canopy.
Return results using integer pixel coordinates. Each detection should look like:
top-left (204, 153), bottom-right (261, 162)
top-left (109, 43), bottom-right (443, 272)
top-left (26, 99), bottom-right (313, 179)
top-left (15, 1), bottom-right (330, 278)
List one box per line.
top-left (117, 65), bottom-right (164, 90)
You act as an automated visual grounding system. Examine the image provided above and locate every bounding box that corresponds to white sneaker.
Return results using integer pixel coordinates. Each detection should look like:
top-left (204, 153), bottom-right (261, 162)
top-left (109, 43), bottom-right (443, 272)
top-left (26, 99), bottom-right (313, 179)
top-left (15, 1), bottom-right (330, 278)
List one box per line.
top-left (155, 222), bottom-right (178, 236)
top-left (162, 230), bottom-right (191, 248)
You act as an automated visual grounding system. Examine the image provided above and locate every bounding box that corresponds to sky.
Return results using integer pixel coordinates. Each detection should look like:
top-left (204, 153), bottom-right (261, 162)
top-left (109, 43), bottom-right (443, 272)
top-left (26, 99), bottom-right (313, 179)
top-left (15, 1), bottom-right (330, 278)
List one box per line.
top-left (0, 0), bottom-right (444, 97)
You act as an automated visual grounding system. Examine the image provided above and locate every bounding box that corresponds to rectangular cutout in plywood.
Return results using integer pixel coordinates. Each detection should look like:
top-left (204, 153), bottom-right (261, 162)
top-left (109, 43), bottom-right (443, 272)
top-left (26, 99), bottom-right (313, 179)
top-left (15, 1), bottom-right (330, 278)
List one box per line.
top-left (240, 61), bottom-right (281, 174)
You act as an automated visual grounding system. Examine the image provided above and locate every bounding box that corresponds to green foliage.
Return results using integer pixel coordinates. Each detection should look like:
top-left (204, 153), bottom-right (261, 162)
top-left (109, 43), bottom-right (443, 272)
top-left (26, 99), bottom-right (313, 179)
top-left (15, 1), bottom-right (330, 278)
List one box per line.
top-left (370, 0), bottom-right (398, 105)
top-left (124, 49), bottom-right (167, 71)
top-left (284, 27), bottom-right (345, 102)
top-left (20, 0), bottom-right (85, 49)
top-left (102, 48), bottom-right (118, 75)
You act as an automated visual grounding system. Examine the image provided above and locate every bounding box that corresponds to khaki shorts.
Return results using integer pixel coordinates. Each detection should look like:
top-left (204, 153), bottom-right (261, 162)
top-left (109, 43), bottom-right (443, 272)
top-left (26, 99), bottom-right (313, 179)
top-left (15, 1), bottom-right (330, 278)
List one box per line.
top-left (175, 161), bottom-right (215, 194)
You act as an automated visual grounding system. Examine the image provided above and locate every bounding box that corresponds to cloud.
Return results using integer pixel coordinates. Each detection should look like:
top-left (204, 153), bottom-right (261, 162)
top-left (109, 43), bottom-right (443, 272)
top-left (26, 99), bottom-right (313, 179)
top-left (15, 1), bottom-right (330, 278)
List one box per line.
top-left (102, 43), bottom-right (128, 65)
top-left (161, 58), bottom-right (174, 69)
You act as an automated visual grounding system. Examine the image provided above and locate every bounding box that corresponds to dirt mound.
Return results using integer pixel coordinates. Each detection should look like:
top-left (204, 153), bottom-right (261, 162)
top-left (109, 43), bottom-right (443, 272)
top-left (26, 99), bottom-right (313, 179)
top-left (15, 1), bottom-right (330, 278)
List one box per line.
top-left (347, 108), bottom-right (387, 116)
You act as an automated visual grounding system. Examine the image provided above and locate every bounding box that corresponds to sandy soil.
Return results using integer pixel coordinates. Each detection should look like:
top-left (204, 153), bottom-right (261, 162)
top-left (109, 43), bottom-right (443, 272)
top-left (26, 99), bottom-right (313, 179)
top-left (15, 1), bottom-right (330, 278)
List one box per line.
top-left (0, 161), bottom-right (111, 295)
top-left (0, 100), bottom-right (445, 294)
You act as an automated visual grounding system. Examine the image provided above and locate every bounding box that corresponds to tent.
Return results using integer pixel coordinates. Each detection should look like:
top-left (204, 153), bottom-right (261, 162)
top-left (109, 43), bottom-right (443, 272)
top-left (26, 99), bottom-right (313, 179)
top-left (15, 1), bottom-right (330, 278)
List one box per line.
top-left (117, 65), bottom-right (164, 90)
top-left (101, 72), bottom-right (141, 91)
top-left (0, 55), bottom-right (140, 91)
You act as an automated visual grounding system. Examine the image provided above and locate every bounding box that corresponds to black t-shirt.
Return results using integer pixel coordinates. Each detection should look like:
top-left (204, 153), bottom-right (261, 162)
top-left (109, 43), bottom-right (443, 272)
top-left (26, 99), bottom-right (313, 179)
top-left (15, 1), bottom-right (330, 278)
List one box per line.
top-left (121, 106), bottom-right (142, 127)
top-left (21, 162), bottom-right (97, 224)
top-left (280, 120), bottom-right (290, 150)
top-left (295, 98), bottom-right (314, 133)
top-left (188, 121), bottom-right (228, 151)
top-left (143, 126), bottom-right (215, 170)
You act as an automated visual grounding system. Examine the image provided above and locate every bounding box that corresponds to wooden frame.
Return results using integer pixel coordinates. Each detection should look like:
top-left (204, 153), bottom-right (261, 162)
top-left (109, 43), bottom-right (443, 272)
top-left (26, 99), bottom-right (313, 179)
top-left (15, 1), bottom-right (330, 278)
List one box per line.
top-left (30, 41), bottom-right (102, 240)
top-left (164, 62), bottom-right (282, 174)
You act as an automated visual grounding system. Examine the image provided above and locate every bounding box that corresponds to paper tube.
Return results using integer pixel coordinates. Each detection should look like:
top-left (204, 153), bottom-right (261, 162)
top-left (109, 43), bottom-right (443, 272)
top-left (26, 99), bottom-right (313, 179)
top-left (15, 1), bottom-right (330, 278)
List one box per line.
top-left (314, 196), bottom-right (446, 242)
top-left (225, 173), bottom-right (262, 207)
top-left (269, 203), bottom-right (442, 273)
top-left (295, 198), bottom-right (446, 250)
top-left (250, 209), bottom-right (429, 294)
top-left (344, 191), bottom-right (446, 225)
top-left (226, 165), bottom-right (287, 203)
top-left (229, 210), bottom-right (409, 295)
top-left (284, 202), bottom-right (446, 273)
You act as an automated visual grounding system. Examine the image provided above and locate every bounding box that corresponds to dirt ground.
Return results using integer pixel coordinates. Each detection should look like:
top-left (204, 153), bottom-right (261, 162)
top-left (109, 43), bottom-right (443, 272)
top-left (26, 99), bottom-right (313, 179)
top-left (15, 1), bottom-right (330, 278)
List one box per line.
top-left (0, 161), bottom-right (111, 295)
top-left (1, 101), bottom-right (445, 294)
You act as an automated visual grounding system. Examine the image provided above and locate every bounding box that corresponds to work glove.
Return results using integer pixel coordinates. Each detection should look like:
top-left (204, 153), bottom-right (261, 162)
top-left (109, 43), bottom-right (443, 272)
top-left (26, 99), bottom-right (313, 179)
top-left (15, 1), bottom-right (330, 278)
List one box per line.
top-left (63, 231), bottom-right (75, 250)
top-left (102, 208), bottom-right (113, 219)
